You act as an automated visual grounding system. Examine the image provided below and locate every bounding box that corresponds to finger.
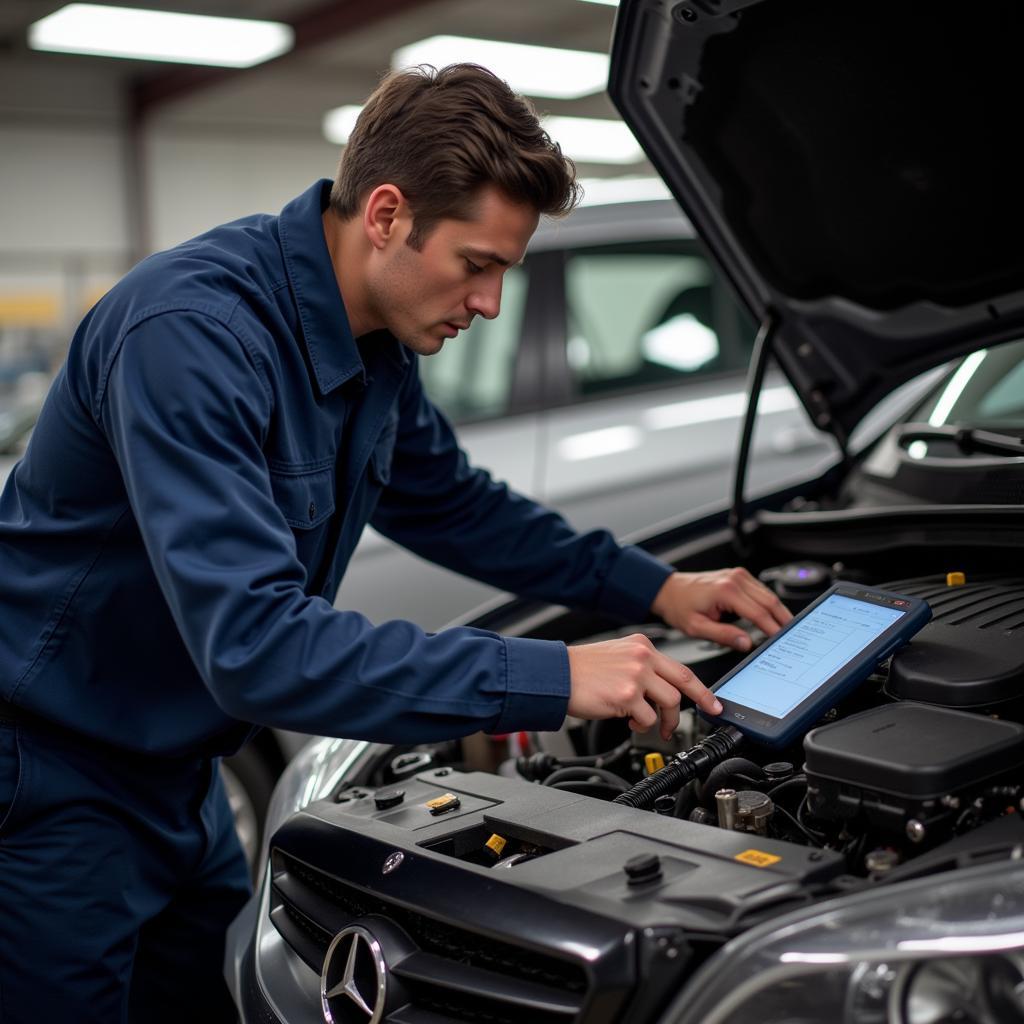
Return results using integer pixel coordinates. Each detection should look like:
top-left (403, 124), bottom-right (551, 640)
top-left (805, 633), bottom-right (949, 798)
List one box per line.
top-left (641, 678), bottom-right (682, 739)
top-left (626, 698), bottom-right (658, 733)
top-left (687, 614), bottom-right (754, 653)
top-left (742, 578), bottom-right (792, 628)
top-left (650, 651), bottom-right (722, 715)
top-left (727, 577), bottom-right (792, 636)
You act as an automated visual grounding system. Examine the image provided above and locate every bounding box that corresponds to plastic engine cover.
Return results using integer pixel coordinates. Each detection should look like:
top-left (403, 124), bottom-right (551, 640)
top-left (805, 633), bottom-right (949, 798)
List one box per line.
top-left (885, 576), bottom-right (1024, 706)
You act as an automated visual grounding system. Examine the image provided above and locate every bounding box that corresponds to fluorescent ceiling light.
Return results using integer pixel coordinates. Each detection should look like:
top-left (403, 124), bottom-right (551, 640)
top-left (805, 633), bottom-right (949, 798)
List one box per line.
top-left (543, 115), bottom-right (644, 165)
top-left (392, 35), bottom-right (608, 100)
top-left (323, 105), bottom-right (364, 146)
top-left (28, 3), bottom-right (293, 67)
top-left (579, 0), bottom-right (619, 5)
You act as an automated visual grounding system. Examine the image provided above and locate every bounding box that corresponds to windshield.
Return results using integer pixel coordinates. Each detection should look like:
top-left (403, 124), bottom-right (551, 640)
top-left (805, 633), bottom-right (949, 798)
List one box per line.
top-left (914, 339), bottom-right (1024, 431)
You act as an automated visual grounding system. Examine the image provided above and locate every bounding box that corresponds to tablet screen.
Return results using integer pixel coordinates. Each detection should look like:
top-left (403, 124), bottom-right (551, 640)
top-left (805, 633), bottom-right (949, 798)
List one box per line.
top-left (715, 593), bottom-right (906, 720)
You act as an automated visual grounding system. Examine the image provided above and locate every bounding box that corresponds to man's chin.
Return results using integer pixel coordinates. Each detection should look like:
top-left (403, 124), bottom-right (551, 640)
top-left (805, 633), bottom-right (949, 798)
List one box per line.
top-left (394, 332), bottom-right (445, 357)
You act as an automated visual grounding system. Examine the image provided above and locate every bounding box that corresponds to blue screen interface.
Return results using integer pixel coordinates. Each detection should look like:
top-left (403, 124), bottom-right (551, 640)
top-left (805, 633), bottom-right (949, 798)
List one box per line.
top-left (716, 594), bottom-right (905, 719)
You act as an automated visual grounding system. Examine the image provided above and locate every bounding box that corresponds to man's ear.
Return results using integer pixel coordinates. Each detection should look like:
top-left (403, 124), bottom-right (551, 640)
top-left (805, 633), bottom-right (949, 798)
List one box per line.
top-left (363, 184), bottom-right (409, 251)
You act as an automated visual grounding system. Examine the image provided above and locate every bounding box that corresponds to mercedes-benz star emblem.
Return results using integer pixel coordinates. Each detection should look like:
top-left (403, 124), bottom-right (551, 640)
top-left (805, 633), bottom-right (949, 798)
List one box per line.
top-left (382, 851), bottom-right (404, 875)
top-left (321, 926), bottom-right (387, 1024)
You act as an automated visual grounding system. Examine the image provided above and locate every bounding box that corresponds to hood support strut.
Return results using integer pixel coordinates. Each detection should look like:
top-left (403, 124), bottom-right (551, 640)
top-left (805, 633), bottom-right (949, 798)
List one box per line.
top-left (729, 312), bottom-right (778, 557)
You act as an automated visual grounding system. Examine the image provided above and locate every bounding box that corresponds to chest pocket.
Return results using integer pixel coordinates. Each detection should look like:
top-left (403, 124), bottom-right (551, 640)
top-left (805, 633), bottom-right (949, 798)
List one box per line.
top-left (368, 413), bottom-right (399, 487)
top-left (268, 465), bottom-right (336, 530)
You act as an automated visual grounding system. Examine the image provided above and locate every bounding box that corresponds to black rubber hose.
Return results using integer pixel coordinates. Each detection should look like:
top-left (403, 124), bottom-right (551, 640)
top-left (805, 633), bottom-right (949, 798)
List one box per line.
top-left (613, 726), bottom-right (745, 809)
top-left (542, 766), bottom-right (630, 792)
top-left (517, 738), bottom-right (633, 781)
top-left (698, 757), bottom-right (766, 804)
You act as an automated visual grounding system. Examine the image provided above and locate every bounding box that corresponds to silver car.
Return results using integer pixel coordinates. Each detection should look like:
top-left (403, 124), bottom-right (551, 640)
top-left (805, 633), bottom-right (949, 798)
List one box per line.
top-left (337, 197), bottom-right (831, 631)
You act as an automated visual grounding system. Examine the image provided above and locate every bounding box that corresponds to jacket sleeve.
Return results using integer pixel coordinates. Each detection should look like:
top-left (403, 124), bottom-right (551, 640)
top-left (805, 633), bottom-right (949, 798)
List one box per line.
top-left (97, 309), bottom-right (569, 742)
top-left (371, 360), bottom-right (673, 622)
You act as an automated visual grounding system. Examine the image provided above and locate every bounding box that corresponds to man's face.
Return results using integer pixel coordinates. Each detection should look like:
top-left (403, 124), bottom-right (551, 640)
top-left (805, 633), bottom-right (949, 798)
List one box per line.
top-left (367, 186), bottom-right (539, 356)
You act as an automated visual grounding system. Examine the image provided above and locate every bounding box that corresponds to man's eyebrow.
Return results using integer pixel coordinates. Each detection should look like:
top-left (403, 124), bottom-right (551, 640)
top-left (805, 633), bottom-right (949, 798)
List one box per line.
top-left (462, 246), bottom-right (525, 268)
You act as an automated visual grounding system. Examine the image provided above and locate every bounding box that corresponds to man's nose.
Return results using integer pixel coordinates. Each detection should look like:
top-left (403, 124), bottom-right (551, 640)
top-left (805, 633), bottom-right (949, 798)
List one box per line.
top-left (466, 278), bottom-right (502, 321)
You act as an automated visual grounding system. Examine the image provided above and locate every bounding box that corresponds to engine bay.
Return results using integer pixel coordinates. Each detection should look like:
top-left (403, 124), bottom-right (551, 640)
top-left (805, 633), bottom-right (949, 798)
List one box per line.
top-left (266, 547), bottom-right (1024, 1022)
top-left (325, 567), bottom-right (1024, 886)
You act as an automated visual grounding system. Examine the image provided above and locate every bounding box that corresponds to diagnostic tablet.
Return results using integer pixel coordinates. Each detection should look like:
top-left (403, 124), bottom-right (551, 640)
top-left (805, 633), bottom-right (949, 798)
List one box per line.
top-left (706, 583), bottom-right (931, 748)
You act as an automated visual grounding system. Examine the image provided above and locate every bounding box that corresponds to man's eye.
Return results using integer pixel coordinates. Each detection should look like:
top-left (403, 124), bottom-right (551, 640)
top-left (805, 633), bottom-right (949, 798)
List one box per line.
top-left (465, 258), bottom-right (483, 274)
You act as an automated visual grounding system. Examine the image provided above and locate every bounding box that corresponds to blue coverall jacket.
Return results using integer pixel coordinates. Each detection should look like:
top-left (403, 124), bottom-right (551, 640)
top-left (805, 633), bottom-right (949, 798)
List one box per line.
top-left (0, 179), bottom-right (673, 759)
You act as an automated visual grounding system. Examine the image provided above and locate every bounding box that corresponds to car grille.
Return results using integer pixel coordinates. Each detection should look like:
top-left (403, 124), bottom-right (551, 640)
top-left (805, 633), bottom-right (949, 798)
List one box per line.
top-left (270, 849), bottom-right (592, 1024)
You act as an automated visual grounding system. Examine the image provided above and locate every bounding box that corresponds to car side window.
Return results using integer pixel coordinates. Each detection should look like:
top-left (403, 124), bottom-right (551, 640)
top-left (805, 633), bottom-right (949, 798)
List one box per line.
top-left (417, 266), bottom-right (527, 423)
top-left (563, 247), bottom-right (752, 399)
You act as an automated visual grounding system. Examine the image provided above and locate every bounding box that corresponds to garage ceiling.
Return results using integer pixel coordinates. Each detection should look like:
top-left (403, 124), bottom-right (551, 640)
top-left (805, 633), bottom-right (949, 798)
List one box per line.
top-left (0, 0), bottom-right (647, 177)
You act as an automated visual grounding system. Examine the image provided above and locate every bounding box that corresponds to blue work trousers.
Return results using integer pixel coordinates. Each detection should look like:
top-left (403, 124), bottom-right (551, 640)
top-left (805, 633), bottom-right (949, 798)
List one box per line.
top-left (0, 720), bottom-right (252, 1021)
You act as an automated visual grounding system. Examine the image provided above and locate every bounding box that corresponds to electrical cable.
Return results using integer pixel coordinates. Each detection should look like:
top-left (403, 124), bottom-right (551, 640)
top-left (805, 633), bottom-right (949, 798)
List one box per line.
top-left (772, 803), bottom-right (828, 846)
top-left (613, 726), bottom-right (745, 809)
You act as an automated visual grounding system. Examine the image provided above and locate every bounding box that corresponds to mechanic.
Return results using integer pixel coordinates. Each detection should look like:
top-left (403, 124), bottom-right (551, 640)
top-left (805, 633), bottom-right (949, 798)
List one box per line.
top-left (0, 64), bottom-right (790, 1021)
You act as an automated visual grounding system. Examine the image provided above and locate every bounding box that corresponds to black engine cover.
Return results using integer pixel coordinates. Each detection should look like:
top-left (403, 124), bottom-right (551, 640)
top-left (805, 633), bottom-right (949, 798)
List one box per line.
top-left (885, 575), bottom-right (1024, 706)
top-left (804, 702), bottom-right (1024, 836)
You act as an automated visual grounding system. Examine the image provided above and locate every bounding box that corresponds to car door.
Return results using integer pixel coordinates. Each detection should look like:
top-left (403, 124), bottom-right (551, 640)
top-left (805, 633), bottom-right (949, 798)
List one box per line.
top-left (537, 240), bottom-right (830, 536)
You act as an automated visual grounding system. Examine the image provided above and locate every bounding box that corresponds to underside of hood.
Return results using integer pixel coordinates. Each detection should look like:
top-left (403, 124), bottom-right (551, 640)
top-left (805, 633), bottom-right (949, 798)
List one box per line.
top-left (609, 0), bottom-right (1024, 442)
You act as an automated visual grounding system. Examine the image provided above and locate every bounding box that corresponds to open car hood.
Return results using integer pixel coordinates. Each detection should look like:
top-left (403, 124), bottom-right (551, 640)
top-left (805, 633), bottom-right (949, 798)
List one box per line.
top-left (609, 0), bottom-right (1024, 443)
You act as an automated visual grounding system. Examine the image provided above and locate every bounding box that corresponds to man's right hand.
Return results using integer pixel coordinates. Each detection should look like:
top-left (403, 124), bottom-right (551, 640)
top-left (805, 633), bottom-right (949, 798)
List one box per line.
top-left (565, 634), bottom-right (723, 743)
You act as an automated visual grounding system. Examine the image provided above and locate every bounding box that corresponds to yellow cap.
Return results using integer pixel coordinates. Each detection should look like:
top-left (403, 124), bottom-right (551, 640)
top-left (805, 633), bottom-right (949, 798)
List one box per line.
top-left (946, 572), bottom-right (966, 587)
top-left (425, 792), bottom-right (461, 816)
top-left (644, 752), bottom-right (666, 775)
top-left (485, 834), bottom-right (507, 857)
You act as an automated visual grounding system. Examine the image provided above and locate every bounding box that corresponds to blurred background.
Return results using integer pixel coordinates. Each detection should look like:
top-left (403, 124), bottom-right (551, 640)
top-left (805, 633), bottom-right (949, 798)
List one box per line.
top-left (0, 0), bottom-right (664, 431)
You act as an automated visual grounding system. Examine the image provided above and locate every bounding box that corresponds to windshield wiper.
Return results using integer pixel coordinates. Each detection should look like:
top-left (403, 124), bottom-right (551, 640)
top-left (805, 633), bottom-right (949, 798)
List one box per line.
top-left (897, 423), bottom-right (1024, 457)
top-left (954, 427), bottom-right (1024, 456)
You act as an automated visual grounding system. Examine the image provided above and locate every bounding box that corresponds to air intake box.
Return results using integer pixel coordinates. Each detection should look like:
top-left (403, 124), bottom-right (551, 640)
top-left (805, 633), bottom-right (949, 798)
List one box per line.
top-left (804, 702), bottom-right (1024, 839)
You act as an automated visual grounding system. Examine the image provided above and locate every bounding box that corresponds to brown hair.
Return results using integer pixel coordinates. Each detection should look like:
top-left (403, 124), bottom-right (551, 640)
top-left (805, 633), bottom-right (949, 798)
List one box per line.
top-left (330, 63), bottom-right (580, 248)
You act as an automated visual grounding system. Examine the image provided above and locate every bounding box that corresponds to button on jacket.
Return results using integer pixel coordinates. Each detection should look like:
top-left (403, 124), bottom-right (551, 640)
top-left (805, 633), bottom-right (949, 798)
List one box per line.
top-left (0, 180), bottom-right (672, 758)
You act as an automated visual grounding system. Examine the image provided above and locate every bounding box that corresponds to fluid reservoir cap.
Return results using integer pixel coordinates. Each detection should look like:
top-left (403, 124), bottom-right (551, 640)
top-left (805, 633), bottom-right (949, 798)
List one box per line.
top-left (763, 762), bottom-right (794, 781)
top-left (374, 788), bottom-right (405, 810)
top-left (645, 752), bottom-right (666, 775)
top-left (946, 571), bottom-right (967, 586)
top-left (624, 853), bottom-right (662, 885)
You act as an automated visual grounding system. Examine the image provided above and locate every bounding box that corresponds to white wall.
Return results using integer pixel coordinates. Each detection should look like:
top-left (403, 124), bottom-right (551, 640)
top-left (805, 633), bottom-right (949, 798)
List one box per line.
top-left (145, 128), bottom-right (340, 252)
top-left (0, 107), bottom-right (339, 346)
top-left (0, 123), bottom-right (129, 256)
top-left (0, 115), bottom-right (340, 260)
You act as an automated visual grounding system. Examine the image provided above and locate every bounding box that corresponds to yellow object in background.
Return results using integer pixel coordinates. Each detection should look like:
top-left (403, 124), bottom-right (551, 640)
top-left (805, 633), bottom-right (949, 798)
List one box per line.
top-left (644, 752), bottom-right (665, 775)
top-left (946, 572), bottom-right (966, 587)
top-left (0, 293), bottom-right (60, 327)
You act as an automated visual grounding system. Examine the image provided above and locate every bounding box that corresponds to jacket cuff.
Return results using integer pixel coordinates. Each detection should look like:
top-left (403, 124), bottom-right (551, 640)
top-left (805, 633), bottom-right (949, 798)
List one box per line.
top-left (493, 636), bottom-right (570, 734)
top-left (596, 545), bottom-right (674, 622)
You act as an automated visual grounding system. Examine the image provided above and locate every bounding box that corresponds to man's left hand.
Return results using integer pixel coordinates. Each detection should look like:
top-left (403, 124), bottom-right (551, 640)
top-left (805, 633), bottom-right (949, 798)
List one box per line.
top-left (650, 568), bottom-right (792, 652)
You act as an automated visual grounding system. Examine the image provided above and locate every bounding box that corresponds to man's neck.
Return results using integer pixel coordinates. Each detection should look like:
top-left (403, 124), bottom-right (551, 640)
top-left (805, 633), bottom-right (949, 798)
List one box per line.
top-left (321, 208), bottom-right (379, 339)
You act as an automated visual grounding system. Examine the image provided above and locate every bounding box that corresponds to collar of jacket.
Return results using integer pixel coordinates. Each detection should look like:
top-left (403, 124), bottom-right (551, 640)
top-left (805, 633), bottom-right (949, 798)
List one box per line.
top-left (277, 179), bottom-right (408, 396)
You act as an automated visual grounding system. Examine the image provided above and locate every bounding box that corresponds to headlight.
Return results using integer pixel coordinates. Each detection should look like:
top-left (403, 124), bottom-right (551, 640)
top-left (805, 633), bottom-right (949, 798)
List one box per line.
top-left (668, 861), bottom-right (1024, 1024)
top-left (258, 735), bottom-right (385, 865)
